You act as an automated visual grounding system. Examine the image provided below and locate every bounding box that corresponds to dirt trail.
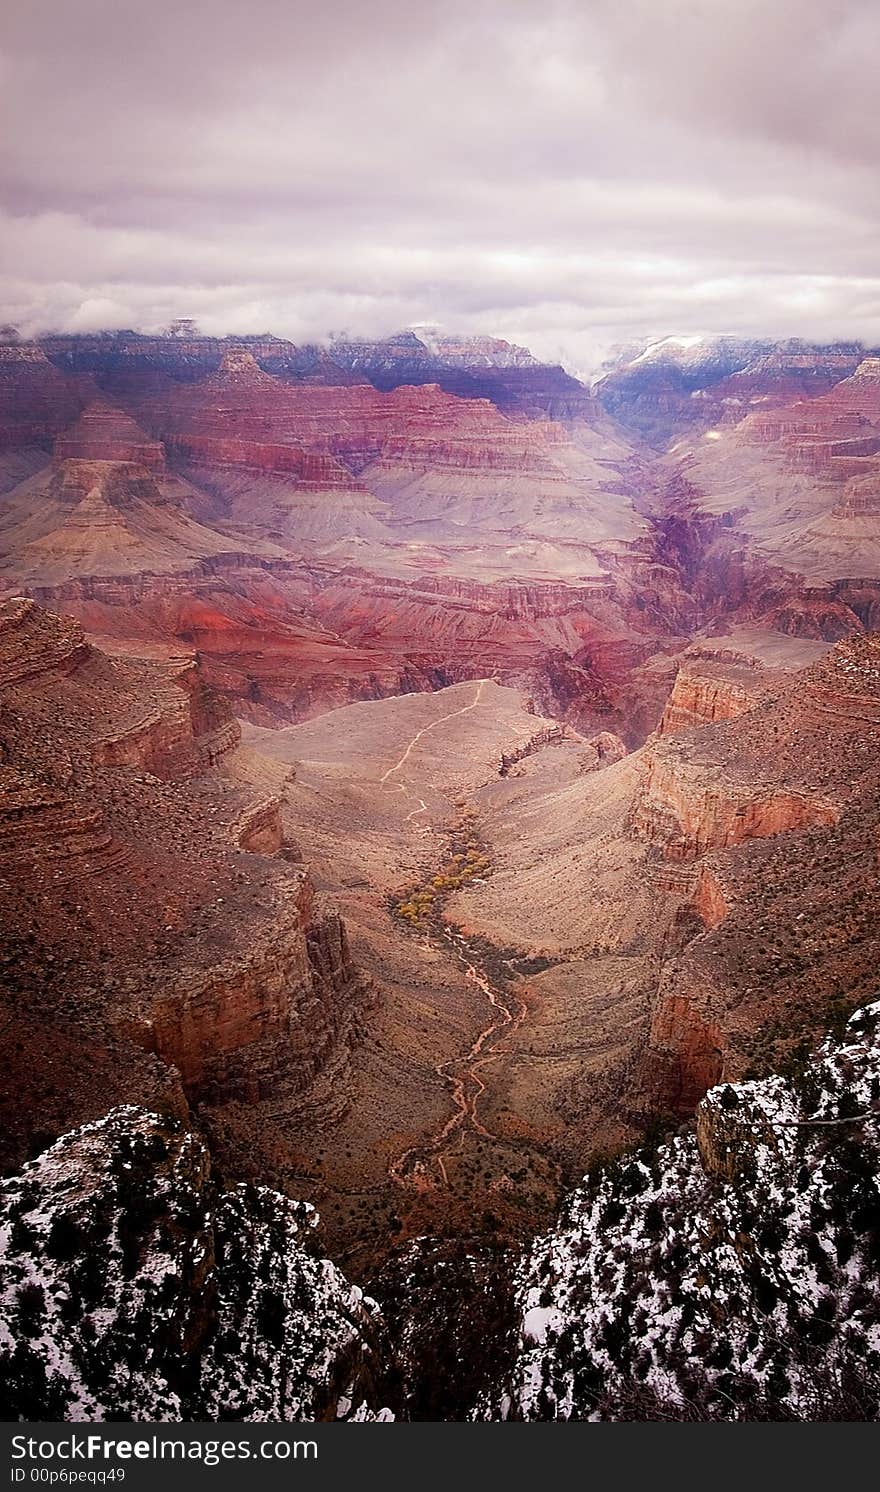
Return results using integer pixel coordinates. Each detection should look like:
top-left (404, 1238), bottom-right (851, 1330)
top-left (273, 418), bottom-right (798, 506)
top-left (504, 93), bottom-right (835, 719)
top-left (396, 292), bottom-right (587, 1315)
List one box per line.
top-left (379, 674), bottom-right (528, 1190)
top-left (380, 678), bottom-right (488, 785)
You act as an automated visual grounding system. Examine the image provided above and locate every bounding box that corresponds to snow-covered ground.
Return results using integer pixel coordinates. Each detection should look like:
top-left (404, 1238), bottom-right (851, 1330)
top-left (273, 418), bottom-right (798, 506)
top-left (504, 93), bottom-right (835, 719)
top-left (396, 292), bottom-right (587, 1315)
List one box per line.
top-left (493, 1004), bottom-right (880, 1420)
top-left (0, 1106), bottom-right (391, 1420)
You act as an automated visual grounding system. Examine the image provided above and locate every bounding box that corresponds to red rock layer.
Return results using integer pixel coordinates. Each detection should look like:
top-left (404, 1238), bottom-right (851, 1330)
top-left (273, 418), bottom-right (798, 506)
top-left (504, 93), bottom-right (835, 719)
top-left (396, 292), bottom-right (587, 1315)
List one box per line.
top-left (742, 358), bottom-right (880, 484)
top-left (0, 456), bottom-right (277, 590)
top-left (304, 567), bottom-right (674, 743)
top-left (690, 863), bottom-right (729, 930)
top-left (635, 634), bottom-right (880, 1113)
top-left (657, 650), bottom-right (768, 736)
top-left (0, 598), bottom-right (366, 1163)
top-left (148, 874), bottom-right (355, 1101)
top-left (54, 400), bottom-right (166, 470)
top-left (107, 350), bottom-right (571, 483)
top-left (0, 342), bottom-right (84, 449)
top-left (627, 747), bottom-right (839, 861)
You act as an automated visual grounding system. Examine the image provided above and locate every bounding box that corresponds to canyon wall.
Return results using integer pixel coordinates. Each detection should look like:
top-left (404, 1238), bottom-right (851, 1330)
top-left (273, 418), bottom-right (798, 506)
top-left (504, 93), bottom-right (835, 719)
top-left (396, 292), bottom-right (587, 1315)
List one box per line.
top-left (0, 598), bottom-right (367, 1166)
top-left (656, 650), bottom-right (768, 735)
top-left (147, 873), bottom-right (360, 1102)
top-left (627, 746), bottom-right (839, 862)
top-left (632, 635), bottom-right (880, 1115)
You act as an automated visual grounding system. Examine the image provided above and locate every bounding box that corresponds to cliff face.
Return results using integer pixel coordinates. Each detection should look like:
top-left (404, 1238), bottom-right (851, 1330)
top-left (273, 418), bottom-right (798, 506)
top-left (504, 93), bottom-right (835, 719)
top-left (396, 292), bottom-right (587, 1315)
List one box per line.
top-left (633, 635), bottom-right (880, 1114)
top-left (627, 746), bottom-right (839, 862)
top-left (328, 329), bottom-right (595, 419)
top-left (0, 333), bottom-right (705, 736)
top-left (0, 342), bottom-right (83, 448)
top-left (679, 355), bottom-right (880, 592)
top-left (0, 598), bottom-right (366, 1168)
top-left (39, 329), bottom-right (595, 422)
top-left (0, 598), bottom-right (239, 783)
top-left (106, 350), bottom-right (583, 491)
top-left (594, 336), bottom-right (871, 447)
top-left (0, 453), bottom-right (283, 592)
top-left (656, 650), bottom-right (768, 736)
top-left (690, 862), bottom-right (728, 930)
top-left (39, 332), bottom-right (358, 386)
top-left (147, 874), bottom-right (359, 1102)
top-left (304, 568), bottom-right (677, 744)
top-left (55, 400), bottom-right (166, 470)
top-left (1, 330), bottom-right (877, 755)
top-left (0, 1107), bottom-right (389, 1420)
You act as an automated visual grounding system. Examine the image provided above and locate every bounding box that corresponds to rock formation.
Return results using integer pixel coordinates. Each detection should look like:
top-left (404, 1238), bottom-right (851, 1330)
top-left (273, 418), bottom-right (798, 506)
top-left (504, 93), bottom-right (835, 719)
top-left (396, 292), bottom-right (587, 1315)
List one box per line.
top-left (54, 399), bottom-right (166, 469)
top-left (656, 646), bottom-right (771, 735)
top-left (12, 326), bottom-right (870, 735)
top-left (0, 342), bottom-right (84, 450)
top-left (0, 598), bottom-right (366, 1170)
top-left (635, 634), bottom-right (880, 1111)
top-left (328, 328), bottom-right (596, 420)
top-left (675, 355), bottom-right (880, 595)
top-left (499, 1004), bottom-right (880, 1420)
top-left (0, 1107), bottom-right (389, 1420)
top-left (0, 455), bottom-right (273, 589)
top-left (627, 746), bottom-right (839, 862)
top-left (595, 335), bottom-right (872, 448)
top-left (1, 325), bottom-right (880, 1423)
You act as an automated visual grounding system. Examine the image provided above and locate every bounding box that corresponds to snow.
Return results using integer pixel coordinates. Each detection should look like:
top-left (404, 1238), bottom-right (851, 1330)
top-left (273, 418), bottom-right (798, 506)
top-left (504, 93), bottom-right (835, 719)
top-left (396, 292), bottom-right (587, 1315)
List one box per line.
top-left (5, 1007), bottom-right (880, 1423)
top-left (522, 1305), bottom-right (564, 1344)
top-left (630, 336), bottom-right (705, 367)
top-left (491, 1003), bottom-right (880, 1421)
top-left (0, 1107), bottom-right (393, 1422)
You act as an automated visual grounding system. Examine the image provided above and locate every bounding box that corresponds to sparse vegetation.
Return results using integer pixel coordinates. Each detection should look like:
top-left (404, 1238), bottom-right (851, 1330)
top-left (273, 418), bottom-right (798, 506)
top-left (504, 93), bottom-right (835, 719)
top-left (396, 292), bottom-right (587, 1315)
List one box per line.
top-left (390, 812), bottom-right (493, 929)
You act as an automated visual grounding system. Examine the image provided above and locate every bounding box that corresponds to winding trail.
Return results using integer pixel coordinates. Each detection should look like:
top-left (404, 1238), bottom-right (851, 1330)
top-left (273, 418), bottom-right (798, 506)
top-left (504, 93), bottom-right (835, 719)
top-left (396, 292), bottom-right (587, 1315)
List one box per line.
top-left (380, 678), bottom-right (488, 785)
top-left (378, 674), bottom-right (529, 1190)
top-left (388, 926), bottom-right (528, 1189)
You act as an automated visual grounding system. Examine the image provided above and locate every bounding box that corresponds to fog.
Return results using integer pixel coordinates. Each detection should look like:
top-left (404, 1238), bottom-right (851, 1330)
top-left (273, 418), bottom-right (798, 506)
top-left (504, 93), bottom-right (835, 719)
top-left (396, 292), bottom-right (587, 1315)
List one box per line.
top-left (2, 0), bottom-right (878, 370)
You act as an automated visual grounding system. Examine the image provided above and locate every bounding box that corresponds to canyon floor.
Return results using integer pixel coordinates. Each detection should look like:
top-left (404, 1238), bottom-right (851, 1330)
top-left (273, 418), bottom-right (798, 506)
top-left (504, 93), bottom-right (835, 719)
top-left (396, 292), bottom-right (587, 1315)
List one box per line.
top-left (233, 681), bottom-right (578, 1270)
top-left (230, 611), bottom-right (880, 1282)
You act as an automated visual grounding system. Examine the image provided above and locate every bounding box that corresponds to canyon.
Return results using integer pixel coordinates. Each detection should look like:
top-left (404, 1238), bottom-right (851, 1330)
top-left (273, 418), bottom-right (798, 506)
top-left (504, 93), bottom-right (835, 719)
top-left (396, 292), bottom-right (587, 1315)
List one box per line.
top-left (2, 327), bottom-right (880, 1418)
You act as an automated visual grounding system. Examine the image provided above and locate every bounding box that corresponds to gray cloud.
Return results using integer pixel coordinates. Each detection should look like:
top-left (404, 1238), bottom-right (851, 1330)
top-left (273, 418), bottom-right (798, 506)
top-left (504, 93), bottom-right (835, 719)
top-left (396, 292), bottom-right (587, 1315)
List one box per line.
top-left (1, 0), bottom-right (878, 370)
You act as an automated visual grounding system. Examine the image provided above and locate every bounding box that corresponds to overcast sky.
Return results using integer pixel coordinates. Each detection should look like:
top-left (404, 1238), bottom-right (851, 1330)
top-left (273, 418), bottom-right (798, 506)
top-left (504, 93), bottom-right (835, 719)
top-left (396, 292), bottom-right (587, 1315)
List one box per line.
top-left (2, 0), bottom-right (879, 372)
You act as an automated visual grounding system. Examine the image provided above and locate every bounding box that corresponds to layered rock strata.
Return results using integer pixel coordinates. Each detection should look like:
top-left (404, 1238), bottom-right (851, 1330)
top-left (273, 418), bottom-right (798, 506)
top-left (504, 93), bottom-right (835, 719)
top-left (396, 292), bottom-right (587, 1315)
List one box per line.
top-left (0, 599), bottom-right (365, 1168)
top-left (635, 635), bottom-right (880, 1111)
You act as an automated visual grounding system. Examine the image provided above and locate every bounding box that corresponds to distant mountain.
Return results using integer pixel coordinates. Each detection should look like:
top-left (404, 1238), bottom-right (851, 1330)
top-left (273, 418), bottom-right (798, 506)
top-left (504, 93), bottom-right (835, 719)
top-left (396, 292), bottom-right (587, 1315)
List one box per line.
top-left (329, 329), bottom-right (595, 420)
top-left (595, 336), bottom-right (874, 448)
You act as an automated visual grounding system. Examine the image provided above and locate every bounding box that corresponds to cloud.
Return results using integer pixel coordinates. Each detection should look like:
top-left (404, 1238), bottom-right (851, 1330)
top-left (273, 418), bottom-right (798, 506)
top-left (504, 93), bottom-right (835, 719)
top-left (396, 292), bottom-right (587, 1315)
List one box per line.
top-left (1, 0), bottom-right (878, 369)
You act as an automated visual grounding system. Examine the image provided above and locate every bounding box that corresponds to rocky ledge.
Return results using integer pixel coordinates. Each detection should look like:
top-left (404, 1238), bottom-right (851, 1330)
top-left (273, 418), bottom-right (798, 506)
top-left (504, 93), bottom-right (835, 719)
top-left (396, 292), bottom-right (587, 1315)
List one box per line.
top-left (495, 1003), bottom-right (880, 1420)
top-left (0, 1107), bottom-right (391, 1420)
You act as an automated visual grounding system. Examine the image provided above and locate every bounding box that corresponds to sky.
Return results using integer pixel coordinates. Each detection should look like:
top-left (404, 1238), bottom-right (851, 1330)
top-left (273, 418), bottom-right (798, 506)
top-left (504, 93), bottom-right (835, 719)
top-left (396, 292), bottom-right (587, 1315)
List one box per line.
top-left (2, 0), bottom-right (879, 374)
